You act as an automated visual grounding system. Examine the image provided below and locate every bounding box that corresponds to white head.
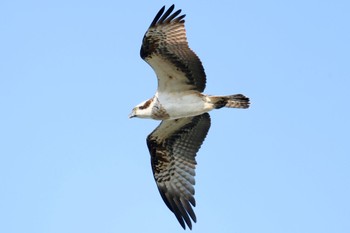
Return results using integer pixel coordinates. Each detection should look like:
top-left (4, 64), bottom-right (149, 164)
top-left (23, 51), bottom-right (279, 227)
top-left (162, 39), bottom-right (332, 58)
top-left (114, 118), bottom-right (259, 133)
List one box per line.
top-left (129, 99), bottom-right (153, 119)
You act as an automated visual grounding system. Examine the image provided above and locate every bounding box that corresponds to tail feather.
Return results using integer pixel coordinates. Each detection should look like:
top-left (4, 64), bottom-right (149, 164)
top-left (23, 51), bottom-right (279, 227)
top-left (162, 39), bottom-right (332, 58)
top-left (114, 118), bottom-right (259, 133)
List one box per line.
top-left (225, 94), bottom-right (250, 108)
top-left (211, 94), bottom-right (250, 109)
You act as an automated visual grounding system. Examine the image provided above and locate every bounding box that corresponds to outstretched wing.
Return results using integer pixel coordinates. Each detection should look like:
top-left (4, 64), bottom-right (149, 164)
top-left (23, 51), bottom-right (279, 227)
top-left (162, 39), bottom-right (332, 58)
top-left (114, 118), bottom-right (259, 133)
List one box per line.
top-left (140, 5), bottom-right (206, 93)
top-left (146, 113), bottom-right (211, 230)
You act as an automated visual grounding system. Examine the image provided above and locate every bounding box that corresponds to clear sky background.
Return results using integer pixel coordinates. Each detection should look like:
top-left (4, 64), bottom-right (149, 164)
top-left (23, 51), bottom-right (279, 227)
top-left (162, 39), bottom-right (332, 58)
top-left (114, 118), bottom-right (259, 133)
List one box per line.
top-left (1, 1), bottom-right (349, 232)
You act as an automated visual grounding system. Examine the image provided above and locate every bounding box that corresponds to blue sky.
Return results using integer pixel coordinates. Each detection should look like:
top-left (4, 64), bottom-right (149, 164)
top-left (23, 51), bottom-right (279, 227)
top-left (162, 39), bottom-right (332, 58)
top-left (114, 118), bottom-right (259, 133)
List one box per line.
top-left (1, 0), bottom-right (349, 232)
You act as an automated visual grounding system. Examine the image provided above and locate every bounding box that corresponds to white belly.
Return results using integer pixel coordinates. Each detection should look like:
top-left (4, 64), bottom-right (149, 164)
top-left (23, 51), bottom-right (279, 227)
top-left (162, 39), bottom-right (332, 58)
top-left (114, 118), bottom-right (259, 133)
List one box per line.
top-left (157, 91), bottom-right (213, 119)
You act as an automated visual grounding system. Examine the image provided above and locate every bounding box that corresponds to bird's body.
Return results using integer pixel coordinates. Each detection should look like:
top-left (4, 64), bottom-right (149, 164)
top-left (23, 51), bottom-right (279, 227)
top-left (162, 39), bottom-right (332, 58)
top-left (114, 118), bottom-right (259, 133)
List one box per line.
top-left (129, 5), bottom-right (250, 230)
top-left (134, 91), bottom-right (208, 120)
top-left (134, 91), bottom-right (249, 120)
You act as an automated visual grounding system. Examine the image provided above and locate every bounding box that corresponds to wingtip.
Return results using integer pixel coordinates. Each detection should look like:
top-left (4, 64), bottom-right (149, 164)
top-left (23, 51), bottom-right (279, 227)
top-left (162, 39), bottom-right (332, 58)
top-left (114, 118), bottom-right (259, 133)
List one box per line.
top-left (150, 5), bottom-right (166, 27)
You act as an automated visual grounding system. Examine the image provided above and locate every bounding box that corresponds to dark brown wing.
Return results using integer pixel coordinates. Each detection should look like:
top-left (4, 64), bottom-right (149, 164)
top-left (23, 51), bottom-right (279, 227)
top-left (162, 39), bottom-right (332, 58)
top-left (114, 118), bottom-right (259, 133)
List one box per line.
top-left (140, 5), bottom-right (206, 93)
top-left (146, 113), bottom-right (211, 230)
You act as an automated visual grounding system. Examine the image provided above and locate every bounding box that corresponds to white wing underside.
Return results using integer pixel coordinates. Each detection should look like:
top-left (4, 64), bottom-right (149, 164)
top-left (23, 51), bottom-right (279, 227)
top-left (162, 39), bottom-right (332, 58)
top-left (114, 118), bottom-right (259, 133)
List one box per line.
top-left (147, 55), bottom-right (197, 93)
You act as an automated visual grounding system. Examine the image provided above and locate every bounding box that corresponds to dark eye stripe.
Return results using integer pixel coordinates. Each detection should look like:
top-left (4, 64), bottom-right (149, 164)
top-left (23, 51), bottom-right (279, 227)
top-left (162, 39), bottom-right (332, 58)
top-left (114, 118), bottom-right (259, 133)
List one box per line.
top-left (139, 99), bottom-right (152, 110)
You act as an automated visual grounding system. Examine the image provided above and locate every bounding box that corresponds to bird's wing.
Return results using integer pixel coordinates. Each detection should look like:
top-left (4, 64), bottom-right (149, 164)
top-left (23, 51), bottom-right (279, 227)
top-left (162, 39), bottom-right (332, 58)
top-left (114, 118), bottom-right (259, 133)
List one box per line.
top-left (146, 113), bottom-right (211, 229)
top-left (140, 5), bottom-right (206, 93)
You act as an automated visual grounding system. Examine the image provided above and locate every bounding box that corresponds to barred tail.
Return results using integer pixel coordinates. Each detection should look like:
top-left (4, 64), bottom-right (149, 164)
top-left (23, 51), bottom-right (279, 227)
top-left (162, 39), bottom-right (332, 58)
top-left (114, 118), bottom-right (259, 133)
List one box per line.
top-left (211, 94), bottom-right (250, 109)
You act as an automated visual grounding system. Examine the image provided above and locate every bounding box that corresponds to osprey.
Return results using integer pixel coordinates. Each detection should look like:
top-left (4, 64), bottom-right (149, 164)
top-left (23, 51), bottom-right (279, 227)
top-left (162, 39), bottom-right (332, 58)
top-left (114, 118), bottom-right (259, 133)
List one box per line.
top-left (129, 5), bottom-right (250, 230)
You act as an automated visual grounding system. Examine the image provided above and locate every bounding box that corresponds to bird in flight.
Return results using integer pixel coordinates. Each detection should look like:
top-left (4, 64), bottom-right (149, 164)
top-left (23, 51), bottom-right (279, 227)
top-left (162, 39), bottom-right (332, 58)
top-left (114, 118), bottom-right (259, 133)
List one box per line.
top-left (129, 5), bottom-right (250, 230)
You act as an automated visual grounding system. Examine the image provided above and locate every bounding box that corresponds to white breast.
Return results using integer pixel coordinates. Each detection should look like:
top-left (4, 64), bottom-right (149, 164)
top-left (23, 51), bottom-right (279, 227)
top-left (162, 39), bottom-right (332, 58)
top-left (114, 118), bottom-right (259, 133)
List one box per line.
top-left (156, 91), bottom-right (213, 119)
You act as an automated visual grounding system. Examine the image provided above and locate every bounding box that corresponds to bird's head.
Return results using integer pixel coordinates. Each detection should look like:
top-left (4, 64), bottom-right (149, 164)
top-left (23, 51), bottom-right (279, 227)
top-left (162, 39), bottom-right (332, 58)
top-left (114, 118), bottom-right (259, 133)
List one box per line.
top-left (129, 99), bottom-right (153, 119)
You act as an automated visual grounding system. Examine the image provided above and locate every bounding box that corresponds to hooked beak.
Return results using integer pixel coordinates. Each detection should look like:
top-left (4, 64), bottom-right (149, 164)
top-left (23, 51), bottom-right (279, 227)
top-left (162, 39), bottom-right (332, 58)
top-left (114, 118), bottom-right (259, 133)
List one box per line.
top-left (128, 109), bottom-right (136, 119)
